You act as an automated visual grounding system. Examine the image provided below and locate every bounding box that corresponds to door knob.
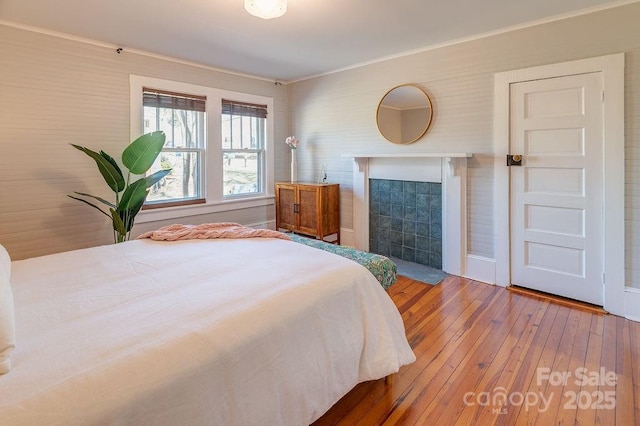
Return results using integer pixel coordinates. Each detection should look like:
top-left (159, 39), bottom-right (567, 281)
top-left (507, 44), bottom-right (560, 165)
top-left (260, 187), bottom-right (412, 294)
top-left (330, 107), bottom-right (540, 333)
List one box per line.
top-left (507, 154), bottom-right (523, 166)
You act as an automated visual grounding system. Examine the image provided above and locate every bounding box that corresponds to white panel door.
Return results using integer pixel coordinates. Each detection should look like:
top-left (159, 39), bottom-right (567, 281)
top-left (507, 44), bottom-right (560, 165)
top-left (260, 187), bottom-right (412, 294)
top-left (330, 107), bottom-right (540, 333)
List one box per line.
top-left (510, 73), bottom-right (604, 305)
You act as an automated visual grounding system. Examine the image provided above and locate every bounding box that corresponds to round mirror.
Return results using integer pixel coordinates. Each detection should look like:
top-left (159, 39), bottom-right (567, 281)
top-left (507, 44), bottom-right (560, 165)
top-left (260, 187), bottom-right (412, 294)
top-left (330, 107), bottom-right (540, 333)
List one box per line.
top-left (376, 84), bottom-right (433, 144)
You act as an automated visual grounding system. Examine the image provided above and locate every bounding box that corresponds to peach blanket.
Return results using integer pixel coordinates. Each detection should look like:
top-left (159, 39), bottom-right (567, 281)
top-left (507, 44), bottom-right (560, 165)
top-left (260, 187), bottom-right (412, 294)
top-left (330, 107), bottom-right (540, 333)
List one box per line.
top-left (137, 223), bottom-right (291, 242)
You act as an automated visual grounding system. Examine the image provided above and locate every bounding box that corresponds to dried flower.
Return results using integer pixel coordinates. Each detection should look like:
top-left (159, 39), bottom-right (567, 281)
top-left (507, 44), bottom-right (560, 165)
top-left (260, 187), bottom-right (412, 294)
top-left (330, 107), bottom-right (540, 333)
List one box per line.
top-left (285, 136), bottom-right (300, 149)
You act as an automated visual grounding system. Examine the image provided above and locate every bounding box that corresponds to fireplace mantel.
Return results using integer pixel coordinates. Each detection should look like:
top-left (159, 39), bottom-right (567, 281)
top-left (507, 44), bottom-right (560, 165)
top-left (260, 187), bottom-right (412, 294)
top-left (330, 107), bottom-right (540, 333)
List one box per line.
top-left (341, 153), bottom-right (472, 158)
top-left (345, 154), bottom-right (472, 277)
top-left (342, 153), bottom-right (472, 176)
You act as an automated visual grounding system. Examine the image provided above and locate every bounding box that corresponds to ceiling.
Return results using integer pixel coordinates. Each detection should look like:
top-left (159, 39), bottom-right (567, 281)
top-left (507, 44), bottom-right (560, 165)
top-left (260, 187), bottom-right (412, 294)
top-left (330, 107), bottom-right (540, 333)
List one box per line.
top-left (0, 0), bottom-right (631, 82)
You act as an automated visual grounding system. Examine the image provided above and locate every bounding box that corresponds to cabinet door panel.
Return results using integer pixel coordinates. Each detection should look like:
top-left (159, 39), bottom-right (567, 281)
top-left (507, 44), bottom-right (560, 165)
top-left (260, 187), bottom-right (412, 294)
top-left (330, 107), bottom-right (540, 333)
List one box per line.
top-left (276, 186), bottom-right (297, 230)
top-left (298, 186), bottom-right (319, 235)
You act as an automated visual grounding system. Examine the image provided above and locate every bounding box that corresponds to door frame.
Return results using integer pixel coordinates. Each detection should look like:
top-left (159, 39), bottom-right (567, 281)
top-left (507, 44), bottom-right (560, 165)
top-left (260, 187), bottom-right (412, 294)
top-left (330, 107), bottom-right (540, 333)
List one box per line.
top-left (493, 53), bottom-right (625, 316)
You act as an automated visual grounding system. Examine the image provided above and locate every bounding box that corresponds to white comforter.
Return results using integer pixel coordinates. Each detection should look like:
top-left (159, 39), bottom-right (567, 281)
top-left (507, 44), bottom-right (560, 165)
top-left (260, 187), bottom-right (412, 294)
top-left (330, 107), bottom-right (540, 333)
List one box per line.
top-left (0, 238), bottom-right (415, 425)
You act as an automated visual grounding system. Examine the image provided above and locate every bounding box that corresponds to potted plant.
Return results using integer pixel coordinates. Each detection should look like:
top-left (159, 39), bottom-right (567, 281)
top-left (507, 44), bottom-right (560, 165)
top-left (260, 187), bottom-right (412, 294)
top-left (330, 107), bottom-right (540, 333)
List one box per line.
top-left (69, 131), bottom-right (171, 243)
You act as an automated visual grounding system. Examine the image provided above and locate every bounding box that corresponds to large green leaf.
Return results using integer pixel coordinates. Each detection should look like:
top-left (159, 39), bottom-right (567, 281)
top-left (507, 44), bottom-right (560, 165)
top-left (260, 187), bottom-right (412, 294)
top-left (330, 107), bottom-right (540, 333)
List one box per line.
top-left (122, 131), bottom-right (166, 175)
top-left (72, 191), bottom-right (116, 209)
top-left (68, 195), bottom-right (110, 218)
top-left (71, 145), bottom-right (125, 193)
top-left (145, 169), bottom-right (171, 188)
top-left (110, 208), bottom-right (127, 236)
top-left (118, 178), bottom-right (149, 212)
top-left (99, 151), bottom-right (124, 182)
top-left (117, 179), bottom-right (148, 233)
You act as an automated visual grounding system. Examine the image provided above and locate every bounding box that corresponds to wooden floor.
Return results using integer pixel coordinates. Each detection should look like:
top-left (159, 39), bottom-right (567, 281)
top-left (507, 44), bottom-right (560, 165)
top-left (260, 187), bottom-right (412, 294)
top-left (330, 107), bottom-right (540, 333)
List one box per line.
top-left (314, 275), bottom-right (639, 425)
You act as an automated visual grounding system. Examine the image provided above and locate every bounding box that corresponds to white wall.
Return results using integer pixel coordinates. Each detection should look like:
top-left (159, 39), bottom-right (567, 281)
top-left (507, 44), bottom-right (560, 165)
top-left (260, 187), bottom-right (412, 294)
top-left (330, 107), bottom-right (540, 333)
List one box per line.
top-left (0, 24), bottom-right (289, 260)
top-left (289, 3), bottom-right (640, 289)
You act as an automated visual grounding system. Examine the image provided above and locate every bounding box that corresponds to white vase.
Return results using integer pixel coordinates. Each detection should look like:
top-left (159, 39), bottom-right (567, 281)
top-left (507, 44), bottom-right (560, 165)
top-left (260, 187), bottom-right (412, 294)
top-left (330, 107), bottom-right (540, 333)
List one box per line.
top-left (291, 149), bottom-right (298, 182)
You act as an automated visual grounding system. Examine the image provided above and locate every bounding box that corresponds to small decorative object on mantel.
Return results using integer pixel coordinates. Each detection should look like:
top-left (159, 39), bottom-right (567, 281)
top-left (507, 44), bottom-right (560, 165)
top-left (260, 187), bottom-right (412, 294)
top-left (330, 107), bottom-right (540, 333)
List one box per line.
top-left (285, 136), bottom-right (300, 182)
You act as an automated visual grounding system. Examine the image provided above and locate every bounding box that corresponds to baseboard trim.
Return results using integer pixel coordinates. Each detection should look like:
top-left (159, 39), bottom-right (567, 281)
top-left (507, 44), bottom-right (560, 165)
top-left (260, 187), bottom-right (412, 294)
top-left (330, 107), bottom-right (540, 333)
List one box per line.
top-left (463, 255), bottom-right (496, 285)
top-left (248, 220), bottom-right (276, 230)
top-left (624, 287), bottom-right (640, 322)
top-left (340, 228), bottom-right (355, 247)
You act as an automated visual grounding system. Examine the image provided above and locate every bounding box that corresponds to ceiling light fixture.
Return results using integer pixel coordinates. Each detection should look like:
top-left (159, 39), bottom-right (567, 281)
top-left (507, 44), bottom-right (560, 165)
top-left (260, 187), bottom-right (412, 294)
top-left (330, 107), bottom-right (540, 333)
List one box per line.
top-left (244, 0), bottom-right (287, 19)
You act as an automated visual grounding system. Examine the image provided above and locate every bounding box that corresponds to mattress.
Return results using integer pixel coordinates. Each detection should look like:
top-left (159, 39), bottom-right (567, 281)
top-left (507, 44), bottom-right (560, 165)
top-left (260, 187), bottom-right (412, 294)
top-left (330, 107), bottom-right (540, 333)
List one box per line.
top-left (288, 234), bottom-right (398, 290)
top-left (0, 238), bottom-right (414, 425)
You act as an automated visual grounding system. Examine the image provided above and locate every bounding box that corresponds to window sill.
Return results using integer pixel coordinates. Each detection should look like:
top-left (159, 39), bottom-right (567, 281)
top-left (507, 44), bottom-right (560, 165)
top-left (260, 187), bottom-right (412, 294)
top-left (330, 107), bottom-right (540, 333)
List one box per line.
top-left (136, 196), bottom-right (275, 224)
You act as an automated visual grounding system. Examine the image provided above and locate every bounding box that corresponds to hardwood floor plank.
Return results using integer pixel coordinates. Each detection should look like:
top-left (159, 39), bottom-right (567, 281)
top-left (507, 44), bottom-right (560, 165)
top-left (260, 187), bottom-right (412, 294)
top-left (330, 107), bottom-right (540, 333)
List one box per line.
top-left (313, 278), bottom-right (638, 426)
top-left (378, 287), bottom-right (520, 424)
top-left (342, 279), bottom-right (494, 425)
top-left (495, 302), bottom-right (561, 426)
top-left (387, 276), bottom-right (422, 306)
top-left (630, 320), bottom-right (640, 426)
top-left (575, 314), bottom-right (605, 426)
top-left (596, 315), bottom-right (618, 425)
top-left (453, 298), bottom-right (550, 425)
top-left (539, 309), bottom-right (592, 425)
top-left (615, 317), bottom-right (636, 426)
top-left (414, 296), bottom-right (545, 425)
top-left (513, 305), bottom-right (572, 425)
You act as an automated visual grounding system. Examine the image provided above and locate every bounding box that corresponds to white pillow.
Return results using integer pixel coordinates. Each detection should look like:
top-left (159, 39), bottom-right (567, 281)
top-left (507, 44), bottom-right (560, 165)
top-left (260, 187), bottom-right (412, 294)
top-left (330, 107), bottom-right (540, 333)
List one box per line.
top-left (0, 244), bottom-right (15, 374)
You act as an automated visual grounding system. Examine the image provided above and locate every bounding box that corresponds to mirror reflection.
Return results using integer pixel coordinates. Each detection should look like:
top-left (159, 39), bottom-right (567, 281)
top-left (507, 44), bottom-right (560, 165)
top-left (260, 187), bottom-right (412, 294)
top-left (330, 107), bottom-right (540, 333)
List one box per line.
top-left (376, 84), bottom-right (433, 145)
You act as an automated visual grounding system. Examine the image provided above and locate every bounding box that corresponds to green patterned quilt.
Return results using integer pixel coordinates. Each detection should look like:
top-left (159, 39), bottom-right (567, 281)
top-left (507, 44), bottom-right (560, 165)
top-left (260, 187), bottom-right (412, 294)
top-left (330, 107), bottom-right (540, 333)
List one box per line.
top-left (288, 234), bottom-right (397, 290)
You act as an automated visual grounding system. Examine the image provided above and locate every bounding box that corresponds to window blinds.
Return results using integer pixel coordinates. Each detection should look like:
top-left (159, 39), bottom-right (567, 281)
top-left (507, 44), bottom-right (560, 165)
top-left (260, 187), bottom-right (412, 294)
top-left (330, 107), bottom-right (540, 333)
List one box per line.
top-left (143, 87), bottom-right (206, 112)
top-left (222, 99), bottom-right (268, 118)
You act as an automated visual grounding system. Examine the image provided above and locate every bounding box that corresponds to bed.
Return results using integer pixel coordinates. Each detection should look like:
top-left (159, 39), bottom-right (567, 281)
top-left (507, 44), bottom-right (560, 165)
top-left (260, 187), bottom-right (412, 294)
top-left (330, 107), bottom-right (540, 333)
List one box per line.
top-left (0, 234), bottom-right (415, 425)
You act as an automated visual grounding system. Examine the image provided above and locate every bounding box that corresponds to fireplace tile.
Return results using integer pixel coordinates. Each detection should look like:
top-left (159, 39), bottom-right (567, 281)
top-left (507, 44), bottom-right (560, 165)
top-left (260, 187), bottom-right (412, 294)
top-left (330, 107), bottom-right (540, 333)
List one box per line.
top-left (431, 223), bottom-right (442, 239)
top-left (415, 249), bottom-right (429, 265)
top-left (430, 252), bottom-right (442, 269)
top-left (403, 233), bottom-right (416, 248)
top-left (430, 194), bottom-right (442, 210)
top-left (391, 218), bottom-right (403, 232)
top-left (403, 206), bottom-right (416, 221)
top-left (403, 181), bottom-right (416, 194)
top-left (390, 231), bottom-right (403, 245)
top-left (416, 222), bottom-right (429, 236)
top-left (402, 247), bottom-right (416, 262)
top-left (390, 190), bottom-right (403, 205)
top-left (416, 194), bottom-right (428, 209)
top-left (416, 236), bottom-right (430, 251)
top-left (379, 216), bottom-right (391, 230)
top-left (370, 178), bottom-right (443, 271)
top-left (403, 220), bottom-right (416, 234)
top-left (370, 202), bottom-right (379, 216)
top-left (378, 241), bottom-right (390, 256)
top-left (403, 191), bottom-right (416, 206)
top-left (417, 209), bottom-right (429, 223)
top-left (391, 204), bottom-right (403, 219)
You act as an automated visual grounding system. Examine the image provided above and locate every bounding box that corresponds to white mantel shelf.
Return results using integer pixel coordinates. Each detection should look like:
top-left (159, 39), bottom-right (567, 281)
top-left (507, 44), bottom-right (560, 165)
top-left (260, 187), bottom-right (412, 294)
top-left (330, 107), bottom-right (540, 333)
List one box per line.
top-left (341, 153), bottom-right (473, 158)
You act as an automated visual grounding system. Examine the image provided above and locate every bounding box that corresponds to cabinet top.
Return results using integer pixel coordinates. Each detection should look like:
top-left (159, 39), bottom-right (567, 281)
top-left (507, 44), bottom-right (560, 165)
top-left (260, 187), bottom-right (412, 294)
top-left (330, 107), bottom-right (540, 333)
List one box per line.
top-left (276, 182), bottom-right (339, 187)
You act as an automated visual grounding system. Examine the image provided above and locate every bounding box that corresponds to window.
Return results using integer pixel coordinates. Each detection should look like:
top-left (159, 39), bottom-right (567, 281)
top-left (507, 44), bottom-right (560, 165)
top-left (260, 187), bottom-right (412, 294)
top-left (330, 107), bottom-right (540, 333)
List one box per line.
top-left (130, 75), bottom-right (275, 222)
top-left (143, 88), bottom-right (206, 207)
top-left (221, 100), bottom-right (267, 197)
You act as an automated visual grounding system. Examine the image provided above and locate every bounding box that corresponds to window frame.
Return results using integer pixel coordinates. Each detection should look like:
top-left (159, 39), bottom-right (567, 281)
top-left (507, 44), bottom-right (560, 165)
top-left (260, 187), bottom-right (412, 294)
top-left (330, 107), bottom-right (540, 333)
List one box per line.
top-left (221, 99), bottom-right (268, 198)
top-left (142, 87), bottom-right (207, 207)
top-left (130, 75), bottom-right (275, 224)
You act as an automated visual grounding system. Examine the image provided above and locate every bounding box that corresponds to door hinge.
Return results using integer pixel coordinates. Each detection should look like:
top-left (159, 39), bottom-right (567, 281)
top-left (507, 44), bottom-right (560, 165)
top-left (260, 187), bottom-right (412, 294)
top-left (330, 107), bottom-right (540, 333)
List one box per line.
top-left (601, 90), bottom-right (605, 102)
top-left (602, 272), bottom-right (605, 283)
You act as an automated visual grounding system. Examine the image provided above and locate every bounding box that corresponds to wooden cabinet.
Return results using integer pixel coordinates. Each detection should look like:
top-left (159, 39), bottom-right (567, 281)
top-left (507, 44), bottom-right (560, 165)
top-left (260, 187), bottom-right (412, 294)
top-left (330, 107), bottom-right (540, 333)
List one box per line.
top-left (275, 182), bottom-right (340, 244)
